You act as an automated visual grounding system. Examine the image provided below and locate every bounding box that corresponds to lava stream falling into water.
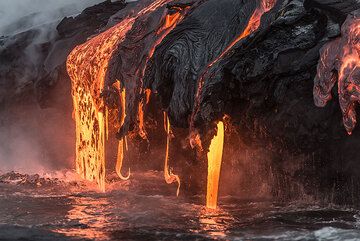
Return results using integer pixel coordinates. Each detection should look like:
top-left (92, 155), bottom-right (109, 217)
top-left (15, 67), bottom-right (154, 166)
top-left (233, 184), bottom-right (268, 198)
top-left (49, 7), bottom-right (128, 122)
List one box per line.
top-left (164, 112), bottom-right (181, 196)
top-left (116, 88), bottom-right (130, 180)
top-left (207, 121), bottom-right (225, 209)
top-left (67, 0), bottom-right (178, 191)
top-left (190, 0), bottom-right (276, 208)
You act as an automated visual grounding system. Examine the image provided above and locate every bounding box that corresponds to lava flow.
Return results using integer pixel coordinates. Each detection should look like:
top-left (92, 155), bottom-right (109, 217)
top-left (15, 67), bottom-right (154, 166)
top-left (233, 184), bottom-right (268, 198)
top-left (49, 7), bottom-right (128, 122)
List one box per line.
top-left (313, 11), bottom-right (360, 134)
top-left (206, 121), bottom-right (225, 209)
top-left (190, 0), bottom-right (276, 209)
top-left (164, 112), bottom-right (181, 196)
top-left (67, 0), bottom-right (186, 191)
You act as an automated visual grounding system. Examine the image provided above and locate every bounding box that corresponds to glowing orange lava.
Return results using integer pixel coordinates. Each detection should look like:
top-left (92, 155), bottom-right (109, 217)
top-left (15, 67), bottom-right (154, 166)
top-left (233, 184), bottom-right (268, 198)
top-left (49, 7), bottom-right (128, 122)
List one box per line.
top-left (67, 0), bottom-right (179, 190)
top-left (189, 0), bottom-right (276, 209)
top-left (164, 112), bottom-right (181, 196)
top-left (206, 121), bottom-right (225, 209)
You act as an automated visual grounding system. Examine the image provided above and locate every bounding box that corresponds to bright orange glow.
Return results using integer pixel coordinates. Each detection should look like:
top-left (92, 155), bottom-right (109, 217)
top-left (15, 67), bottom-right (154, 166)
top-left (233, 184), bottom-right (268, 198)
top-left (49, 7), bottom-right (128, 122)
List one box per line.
top-left (67, 0), bottom-right (176, 190)
top-left (206, 121), bottom-right (224, 209)
top-left (67, 16), bottom-right (135, 190)
top-left (157, 11), bottom-right (183, 34)
top-left (198, 208), bottom-right (234, 238)
top-left (54, 197), bottom-right (111, 240)
top-left (115, 87), bottom-right (130, 179)
top-left (164, 112), bottom-right (181, 196)
top-left (116, 138), bottom-right (130, 180)
top-left (145, 89), bottom-right (152, 104)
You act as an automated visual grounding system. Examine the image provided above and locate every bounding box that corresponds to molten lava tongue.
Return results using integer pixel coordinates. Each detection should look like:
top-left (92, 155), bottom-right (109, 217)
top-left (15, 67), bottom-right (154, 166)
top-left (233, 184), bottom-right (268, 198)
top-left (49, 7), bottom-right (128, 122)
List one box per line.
top-left (313, 12), bottom-right (360, 134)
top-left (164, 112), bottom-right (181, 196)
top-left (206, 121), bottom-right (225, 209)
top-left (116, 138), bottom-right (130, 180)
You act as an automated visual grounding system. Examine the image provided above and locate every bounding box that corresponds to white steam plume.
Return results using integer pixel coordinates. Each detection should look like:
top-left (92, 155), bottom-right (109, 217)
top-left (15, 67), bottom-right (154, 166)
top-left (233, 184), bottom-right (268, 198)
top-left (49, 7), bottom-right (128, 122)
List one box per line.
top-left (0, 0), bottom-right (103, 35)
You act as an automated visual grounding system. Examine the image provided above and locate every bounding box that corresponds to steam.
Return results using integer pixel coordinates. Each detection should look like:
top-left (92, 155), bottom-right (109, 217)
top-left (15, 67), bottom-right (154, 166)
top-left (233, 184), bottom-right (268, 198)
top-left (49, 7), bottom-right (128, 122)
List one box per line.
top-left (0, 0), bottom-right (103, 36)
top-left (0, 105), bottom-right (75, 175)
top-left (0, 0), bottom-right (114, 175)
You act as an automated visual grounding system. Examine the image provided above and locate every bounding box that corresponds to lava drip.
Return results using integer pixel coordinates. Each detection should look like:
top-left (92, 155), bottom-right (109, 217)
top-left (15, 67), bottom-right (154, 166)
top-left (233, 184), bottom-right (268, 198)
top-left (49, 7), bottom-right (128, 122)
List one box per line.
top-left (314, 10), bottom-right (360, 134)
top-left (206, 121), bottom-right (225, 209)
top-left (164, 112), bottom-right (181, 196)
top-left (67, 0), bottom-right (179, 190)
top-left (104, 3), bottom-right (190, 193)
top-left (115, 87), bottom-right (130, 180)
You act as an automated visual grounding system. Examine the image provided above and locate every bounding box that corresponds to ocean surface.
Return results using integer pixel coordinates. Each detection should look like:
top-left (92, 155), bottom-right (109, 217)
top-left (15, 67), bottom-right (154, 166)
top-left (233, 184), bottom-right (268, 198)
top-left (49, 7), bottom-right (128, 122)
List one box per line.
top-left (1, 170), bottom-right (360, 241)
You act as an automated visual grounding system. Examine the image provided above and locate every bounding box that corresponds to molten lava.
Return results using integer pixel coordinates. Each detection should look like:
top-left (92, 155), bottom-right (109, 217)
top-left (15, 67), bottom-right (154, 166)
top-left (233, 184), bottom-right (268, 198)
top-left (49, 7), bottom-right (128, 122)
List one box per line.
top-left (164, 112), bottom-right (181, 196)
top-left (67, 0), bottom-right (186, 190)
top-left (206, 121), bottom-right (225, 209)
top-left (314, 11), bottom-right (360, 134)
top-left (189, 0), bottom-right (276, 208)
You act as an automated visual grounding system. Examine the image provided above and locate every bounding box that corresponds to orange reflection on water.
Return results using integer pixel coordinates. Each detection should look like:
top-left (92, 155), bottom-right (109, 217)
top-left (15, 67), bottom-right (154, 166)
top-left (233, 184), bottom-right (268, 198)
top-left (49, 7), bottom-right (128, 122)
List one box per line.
top-left (53, 196), bottom-right (113, 240)
top-left (197, 207), bottom-right (234, 238)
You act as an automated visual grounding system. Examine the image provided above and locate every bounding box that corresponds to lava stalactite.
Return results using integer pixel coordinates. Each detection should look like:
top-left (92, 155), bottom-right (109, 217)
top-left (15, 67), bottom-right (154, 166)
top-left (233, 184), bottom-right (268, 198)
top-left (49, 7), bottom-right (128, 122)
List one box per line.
top-left (206, 121), bottom-right (225, 209)
top-left (116, 138), bottom-right (130, 180)
top-left (164, 112), bottom-right (181, 196)
top-left (314, 11), bottom-right (360, 134)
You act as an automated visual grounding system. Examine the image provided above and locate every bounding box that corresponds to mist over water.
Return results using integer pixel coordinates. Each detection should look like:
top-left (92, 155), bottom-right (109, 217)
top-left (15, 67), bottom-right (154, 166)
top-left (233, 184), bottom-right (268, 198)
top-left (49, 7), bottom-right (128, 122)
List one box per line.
top-left (0, 0), bottom-right (106, 174)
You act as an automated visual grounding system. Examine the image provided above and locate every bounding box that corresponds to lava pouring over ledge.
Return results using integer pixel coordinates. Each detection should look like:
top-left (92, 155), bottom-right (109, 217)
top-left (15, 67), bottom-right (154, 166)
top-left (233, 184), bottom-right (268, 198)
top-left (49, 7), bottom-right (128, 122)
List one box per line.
top-left (67, 0), bottom-right (277, 208)
top-left (67, 0), bottom-right (187, 191)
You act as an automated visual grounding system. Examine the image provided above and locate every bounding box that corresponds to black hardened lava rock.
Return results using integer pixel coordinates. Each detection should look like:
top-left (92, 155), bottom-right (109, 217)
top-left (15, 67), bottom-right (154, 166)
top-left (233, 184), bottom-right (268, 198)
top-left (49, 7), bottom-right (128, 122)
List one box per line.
top-left (144, 0), bottom-right (360, 203)
top-left (144, 0), bottom-right (266, 128)
top-left (216, 1), bottom-right (360, 203)
top-left (1, 0), bottom-right (360, 203)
